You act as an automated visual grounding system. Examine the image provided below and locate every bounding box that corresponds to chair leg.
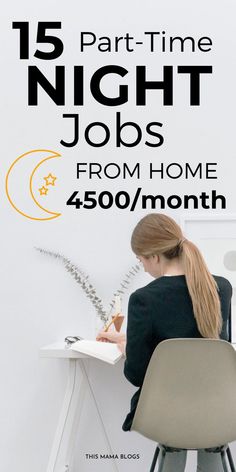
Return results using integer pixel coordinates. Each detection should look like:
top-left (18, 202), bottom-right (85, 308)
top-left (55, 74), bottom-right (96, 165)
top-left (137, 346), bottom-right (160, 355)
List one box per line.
top-left (226, 446), bottom-right (236, 472)
top-left (150, 446), bottom-right (160, 472)
top-left (221, 448), bottom-right (229, 472)
top-left (157, 447), bottom-right (166, 472)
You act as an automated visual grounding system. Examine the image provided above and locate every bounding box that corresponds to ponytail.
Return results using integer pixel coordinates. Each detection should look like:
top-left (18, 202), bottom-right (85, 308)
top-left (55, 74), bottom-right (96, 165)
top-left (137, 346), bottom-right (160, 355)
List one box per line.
top-left (181, 239), bottom-right (222, 339)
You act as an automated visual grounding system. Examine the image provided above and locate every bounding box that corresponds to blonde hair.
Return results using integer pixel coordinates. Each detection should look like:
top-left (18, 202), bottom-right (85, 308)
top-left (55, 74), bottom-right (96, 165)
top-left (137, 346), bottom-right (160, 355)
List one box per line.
top-left (131, 213), bottom-right (222, 339)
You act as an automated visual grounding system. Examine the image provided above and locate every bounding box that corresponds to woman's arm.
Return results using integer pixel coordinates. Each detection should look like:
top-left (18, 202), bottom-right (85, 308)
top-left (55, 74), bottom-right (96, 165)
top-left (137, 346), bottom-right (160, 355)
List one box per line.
top-left (124, 291), bottom-right (153, 387)
top-left (96, 290), bottom-right (154, 382)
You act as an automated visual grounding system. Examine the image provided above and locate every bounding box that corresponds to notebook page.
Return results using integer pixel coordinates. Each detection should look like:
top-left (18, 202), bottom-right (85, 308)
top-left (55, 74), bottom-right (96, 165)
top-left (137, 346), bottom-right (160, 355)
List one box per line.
top-left (71, 340), bottom-right (122, 364)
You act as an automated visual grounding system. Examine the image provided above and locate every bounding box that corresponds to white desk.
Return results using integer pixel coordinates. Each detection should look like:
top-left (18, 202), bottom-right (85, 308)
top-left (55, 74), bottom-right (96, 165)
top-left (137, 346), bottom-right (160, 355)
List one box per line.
top-left (40, 342), bottom-right (120, 472)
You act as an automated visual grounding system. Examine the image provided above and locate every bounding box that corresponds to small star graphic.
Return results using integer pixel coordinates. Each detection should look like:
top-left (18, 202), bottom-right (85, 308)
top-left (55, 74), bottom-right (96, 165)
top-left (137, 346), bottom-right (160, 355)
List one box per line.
top-left (44, 173), bottom-right (57, 186)
top-left (39, 186), bottom-right (49, 196)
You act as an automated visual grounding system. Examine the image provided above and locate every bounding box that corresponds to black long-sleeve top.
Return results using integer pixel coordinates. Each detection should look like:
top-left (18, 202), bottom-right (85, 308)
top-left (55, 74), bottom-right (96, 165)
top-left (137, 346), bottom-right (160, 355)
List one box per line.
top-left (122, 274), bottom-right (232, 431)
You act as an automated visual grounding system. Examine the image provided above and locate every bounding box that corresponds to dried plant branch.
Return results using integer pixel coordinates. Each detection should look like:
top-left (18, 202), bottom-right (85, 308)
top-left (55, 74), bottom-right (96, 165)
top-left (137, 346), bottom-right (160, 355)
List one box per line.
top-left (35, 248), bottom-right (141, 323)
top-left (108, 264), bottom-right (141, 316)
top-left (35, 247), bottom-right (108, 323)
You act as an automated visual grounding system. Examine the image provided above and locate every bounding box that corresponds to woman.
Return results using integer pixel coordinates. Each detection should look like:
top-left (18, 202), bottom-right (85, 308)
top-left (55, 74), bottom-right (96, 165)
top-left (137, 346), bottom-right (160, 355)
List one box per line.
top-left (97, 213), bottom-right (232, 471)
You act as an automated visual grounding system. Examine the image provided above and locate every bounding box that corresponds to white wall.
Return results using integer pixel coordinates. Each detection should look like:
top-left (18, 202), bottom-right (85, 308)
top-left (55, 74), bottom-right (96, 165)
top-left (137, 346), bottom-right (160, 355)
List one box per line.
top-left (1, 0), bottom-right (236, 470)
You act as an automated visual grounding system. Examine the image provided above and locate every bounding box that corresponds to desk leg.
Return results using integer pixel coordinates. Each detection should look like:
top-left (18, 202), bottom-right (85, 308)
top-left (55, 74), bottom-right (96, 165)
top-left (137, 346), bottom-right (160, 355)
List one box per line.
top-left (46, 359), bottom-right (119, 472)
top-left (46, 359), bottom-right (86, 472)
top-left (78, 360), bottom-right (119, 472)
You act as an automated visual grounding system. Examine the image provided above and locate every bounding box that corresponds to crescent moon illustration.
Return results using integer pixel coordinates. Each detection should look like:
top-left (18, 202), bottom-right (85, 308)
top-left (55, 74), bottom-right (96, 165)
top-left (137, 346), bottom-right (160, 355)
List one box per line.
top-left (5, 149), bottom-right (62, 221)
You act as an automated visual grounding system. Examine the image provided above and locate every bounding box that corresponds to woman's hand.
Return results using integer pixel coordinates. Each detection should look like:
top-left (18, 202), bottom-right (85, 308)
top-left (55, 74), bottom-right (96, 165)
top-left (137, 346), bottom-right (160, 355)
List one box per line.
top-left (96, 330), bottom-right (126, 345)
top-left (117, 340), bottom-right (126, 355)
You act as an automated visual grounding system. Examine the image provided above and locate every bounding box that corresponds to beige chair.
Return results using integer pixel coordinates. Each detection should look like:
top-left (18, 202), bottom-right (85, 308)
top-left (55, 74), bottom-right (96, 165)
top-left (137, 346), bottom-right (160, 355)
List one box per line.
top-left (131, 338), bottom-right (236, 472)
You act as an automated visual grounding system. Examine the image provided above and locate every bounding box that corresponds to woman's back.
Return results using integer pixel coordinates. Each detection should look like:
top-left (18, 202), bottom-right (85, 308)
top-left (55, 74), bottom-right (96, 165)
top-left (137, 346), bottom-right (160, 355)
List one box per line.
top-left (139, 274), bottom-right (232, 343)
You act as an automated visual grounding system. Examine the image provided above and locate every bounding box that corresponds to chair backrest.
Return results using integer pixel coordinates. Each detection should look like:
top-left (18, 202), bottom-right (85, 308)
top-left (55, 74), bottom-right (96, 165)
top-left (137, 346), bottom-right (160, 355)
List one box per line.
top-left (131, 338), bottom-right (236, 449)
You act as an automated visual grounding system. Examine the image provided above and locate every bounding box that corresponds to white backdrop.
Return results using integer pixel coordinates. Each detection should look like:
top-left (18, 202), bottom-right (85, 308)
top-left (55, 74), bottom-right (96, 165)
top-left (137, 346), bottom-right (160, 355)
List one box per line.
top-left (1, 0), bottom-right (236, 471)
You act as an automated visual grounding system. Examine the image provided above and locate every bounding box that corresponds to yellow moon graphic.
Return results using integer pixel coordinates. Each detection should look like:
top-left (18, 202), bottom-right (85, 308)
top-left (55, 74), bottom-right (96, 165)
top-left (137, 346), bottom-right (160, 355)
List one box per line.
top-left (5, 149), bottom-right (61, 221)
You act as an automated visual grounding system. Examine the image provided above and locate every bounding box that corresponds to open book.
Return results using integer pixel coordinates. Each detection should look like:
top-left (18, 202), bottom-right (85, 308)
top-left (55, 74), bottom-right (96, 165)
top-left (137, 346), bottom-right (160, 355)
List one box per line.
top-left (70, 340), bottom-right (123, 364)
